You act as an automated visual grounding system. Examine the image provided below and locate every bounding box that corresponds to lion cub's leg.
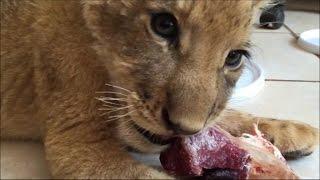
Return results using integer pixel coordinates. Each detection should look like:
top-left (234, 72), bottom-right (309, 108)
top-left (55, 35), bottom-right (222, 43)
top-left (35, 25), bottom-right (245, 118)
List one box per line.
top-left (216, 109), bottom-right (319, 159)
top-left (44, 100), bottom-right (172, 179)
top-left (45, 120), bottom-right (172, 179)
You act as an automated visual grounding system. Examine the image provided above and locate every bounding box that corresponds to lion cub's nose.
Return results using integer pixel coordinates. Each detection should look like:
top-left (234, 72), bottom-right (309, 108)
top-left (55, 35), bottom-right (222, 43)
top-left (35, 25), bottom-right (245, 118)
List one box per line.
top-left (162, 108), bottom-right (201, 136)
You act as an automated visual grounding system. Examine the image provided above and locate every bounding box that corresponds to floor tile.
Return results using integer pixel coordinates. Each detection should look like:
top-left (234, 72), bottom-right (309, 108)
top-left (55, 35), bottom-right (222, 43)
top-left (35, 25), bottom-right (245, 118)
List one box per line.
top-left (250, 33), bottom-right (319, 81)
top-left (285, 10), bottom-right (320, 34)
top-left (228, 81), bottom-right (319, 128)
top-left (287, 147), bottom-right (319, 179)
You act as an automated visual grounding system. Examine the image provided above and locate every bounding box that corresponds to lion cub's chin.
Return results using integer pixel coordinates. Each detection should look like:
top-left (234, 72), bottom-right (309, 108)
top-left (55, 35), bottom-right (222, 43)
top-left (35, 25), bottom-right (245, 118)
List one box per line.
top-left (117, 121), bottom-right (170, 153)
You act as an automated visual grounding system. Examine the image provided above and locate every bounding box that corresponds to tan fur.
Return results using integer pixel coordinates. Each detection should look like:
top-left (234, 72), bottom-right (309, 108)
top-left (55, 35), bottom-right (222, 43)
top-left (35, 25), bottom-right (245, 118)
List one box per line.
top-left (1, 0), bottom-right (318, 178)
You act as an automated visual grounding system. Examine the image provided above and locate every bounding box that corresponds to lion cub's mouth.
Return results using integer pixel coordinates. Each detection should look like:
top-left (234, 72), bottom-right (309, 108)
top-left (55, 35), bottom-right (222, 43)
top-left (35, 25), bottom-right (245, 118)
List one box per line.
top-left (132, 122), bottom-right (172, 145)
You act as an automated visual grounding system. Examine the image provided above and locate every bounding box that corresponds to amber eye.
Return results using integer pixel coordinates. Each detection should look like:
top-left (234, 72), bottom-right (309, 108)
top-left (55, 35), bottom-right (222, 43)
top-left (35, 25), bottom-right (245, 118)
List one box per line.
top-left (151, 13), bottom-right (178, 39)
top-left (225, 50), bottom-right (250, 70)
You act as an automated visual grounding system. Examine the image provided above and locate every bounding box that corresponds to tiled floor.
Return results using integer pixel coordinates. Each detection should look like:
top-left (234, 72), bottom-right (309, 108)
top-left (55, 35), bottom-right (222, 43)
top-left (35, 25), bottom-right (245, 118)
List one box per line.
top-left (285, 11), bottom-right (320, 33)
top-left (251, 33), bottom-right (319, 81)
top-left (230, 81), bottom-right (319, 127)
top-left (1, 10), bottom-right (319, 179)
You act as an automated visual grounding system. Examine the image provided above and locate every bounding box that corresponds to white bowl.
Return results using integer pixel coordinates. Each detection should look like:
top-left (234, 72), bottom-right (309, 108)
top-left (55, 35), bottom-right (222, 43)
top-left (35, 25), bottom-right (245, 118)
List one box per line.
top-left (297, 29), bottom-right (320, 55)
top-left (229, 60), bottom-right (265, 104)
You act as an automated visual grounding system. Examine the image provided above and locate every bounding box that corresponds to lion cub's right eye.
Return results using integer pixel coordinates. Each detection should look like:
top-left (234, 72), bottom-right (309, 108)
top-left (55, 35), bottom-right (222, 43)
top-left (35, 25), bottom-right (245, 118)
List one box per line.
top-left (224, 50), bottom-right (250, 71)
top-left (151, 13), bottom-right (178, 40)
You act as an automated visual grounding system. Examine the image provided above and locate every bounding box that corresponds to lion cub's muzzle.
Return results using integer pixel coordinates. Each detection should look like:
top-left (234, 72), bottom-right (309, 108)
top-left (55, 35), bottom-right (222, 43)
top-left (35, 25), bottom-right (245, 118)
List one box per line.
top-left (161, 107), bottom-right (202, 135)
top-left (132, 122), bottom-right (173, 145)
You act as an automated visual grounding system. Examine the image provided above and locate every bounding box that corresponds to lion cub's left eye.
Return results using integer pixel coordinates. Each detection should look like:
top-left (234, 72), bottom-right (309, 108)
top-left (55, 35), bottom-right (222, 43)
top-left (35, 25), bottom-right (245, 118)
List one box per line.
top-left (224, 50), bottom-right (250, 70)
top-left (151, 13), bottom-right (178, 40)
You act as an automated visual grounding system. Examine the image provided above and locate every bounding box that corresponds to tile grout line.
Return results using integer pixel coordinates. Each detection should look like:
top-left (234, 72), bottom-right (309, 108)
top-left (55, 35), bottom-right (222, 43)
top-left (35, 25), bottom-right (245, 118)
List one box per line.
top-left (265, 79), bottom-right (320, 83)
top-left (252, 22), bottom-right (300, 39)
top-left (283, 23), bottom-right (300, 39)
top-left (252, 31), bottom-right (291, 34)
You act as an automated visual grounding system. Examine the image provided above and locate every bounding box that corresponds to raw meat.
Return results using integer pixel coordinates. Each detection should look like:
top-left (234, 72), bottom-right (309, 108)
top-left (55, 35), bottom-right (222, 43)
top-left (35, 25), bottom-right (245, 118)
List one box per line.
top-left (160, 124), bottom-right (298, 179)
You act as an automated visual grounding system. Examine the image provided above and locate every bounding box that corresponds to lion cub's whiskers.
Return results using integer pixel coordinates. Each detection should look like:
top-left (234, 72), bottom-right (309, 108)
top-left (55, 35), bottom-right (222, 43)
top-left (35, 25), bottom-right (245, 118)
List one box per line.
top-left (96, 91), bottom-right (128, 97)
top-left (109, 110), bottom-right (136, 119)
top-left (98, 105), bottom-right (133, 111)
top-left (98, 105), bottom-right (133, 116)
top-left (98, 97), bottom-right (128, 102)
top-left (95, 97), bottom-right (125, 107)
top-left (104, 110), bottom-right (136, 122)
top-left (105, 83), bottom-right (133, 93)
top-left (102, 104), bottom-right (118, 108)
top-left (95, 83), bottom-right (142, 123)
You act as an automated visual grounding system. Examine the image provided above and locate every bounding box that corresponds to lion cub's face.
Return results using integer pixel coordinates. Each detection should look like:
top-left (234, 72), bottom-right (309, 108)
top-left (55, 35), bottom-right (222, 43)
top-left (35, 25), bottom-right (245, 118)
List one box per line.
top-left (83, 0), bottom-right (260, 153)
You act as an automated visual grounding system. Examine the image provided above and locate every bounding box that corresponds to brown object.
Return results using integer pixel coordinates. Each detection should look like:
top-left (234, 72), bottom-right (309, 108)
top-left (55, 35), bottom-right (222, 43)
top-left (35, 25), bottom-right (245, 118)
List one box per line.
top-left (286, 0), bottom-right (320, 12)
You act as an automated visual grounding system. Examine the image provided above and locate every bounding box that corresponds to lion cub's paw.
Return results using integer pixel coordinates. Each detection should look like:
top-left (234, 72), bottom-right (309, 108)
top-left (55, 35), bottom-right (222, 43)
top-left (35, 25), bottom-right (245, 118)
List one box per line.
top-left (259, 120), bottom-right (319, 159)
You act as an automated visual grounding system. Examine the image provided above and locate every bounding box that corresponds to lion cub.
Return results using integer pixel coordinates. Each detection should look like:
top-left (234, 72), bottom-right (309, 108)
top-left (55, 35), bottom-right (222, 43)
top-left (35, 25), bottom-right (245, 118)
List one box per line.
top-left (1, 0), bottom-right (318, 178)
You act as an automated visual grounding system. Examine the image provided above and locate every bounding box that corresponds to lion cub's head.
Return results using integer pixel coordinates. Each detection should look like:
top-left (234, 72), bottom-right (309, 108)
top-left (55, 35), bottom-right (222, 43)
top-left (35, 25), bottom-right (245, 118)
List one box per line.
top-left (83, 0), bottom-right (265, 153)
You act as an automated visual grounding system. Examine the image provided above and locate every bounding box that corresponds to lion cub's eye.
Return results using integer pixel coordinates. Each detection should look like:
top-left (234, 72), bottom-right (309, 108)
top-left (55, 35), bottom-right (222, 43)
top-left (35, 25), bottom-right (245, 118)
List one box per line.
top-left (224, 50), bottom-right (250, 70)
top-left (151, 13), bottom-right (178, 40)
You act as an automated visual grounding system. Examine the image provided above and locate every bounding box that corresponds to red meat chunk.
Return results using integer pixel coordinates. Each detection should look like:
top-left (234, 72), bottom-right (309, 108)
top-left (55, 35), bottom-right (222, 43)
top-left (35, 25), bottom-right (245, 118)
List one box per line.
top-left (160, 125), bottom-right (298, 179)
top-left (160, 126), bottom-right (250, 178)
